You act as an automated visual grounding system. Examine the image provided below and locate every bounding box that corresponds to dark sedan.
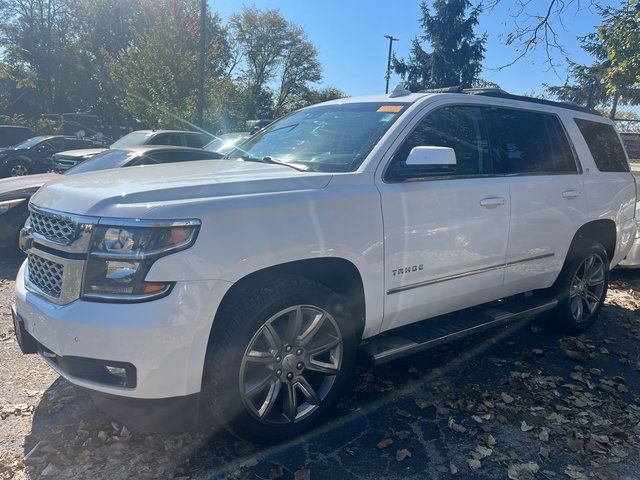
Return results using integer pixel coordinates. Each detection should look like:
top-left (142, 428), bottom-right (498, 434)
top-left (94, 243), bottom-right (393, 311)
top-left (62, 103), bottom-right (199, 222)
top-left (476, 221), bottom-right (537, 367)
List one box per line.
top-left (0, 135), bottom-right (96, 177)
top-left (0, 145), bottom-right (223, 250)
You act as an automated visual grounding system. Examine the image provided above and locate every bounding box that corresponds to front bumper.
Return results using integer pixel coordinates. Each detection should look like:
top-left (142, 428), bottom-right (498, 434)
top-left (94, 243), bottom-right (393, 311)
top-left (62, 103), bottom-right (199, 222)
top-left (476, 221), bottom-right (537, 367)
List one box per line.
top-left (14, 260), bottom-right (232, 399)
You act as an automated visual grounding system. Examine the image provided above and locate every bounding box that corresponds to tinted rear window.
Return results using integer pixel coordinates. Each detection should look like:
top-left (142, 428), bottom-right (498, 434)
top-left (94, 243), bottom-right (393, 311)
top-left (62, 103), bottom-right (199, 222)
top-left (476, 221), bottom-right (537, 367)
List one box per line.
top-left (488, 108), bottom-right (578, 174)
top-left (574, 119), bottom-right (629, 172)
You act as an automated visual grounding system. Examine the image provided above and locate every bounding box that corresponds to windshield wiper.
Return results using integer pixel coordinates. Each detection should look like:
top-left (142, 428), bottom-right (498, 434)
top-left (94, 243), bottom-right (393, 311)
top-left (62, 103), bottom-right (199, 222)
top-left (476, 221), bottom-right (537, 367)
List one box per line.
top-left (239, 155), bottom-right (309, 172)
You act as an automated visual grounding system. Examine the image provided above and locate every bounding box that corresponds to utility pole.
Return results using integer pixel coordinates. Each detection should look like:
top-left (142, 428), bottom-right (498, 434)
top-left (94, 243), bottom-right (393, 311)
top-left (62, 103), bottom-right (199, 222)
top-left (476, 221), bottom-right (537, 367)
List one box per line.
top-left (197, 0), bottom-right (207, 127)
top-left (384, 35), bottom-right (399, 94)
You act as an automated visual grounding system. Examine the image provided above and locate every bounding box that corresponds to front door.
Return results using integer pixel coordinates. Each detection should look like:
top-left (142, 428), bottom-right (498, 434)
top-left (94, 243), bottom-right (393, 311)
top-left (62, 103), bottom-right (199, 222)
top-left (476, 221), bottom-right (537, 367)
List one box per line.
top-left (377, 105), bottom-right (511, 332)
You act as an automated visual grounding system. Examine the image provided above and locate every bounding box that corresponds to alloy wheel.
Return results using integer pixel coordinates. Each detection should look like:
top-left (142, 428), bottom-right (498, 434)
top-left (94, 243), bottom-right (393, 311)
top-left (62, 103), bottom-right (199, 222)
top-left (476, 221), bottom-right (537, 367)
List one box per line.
top-left (569, 253), bottom-right (606, 322)
top-left (10, 164), bottom-right (28, 176)
top-left (239, 305), bottom-right (343, 425)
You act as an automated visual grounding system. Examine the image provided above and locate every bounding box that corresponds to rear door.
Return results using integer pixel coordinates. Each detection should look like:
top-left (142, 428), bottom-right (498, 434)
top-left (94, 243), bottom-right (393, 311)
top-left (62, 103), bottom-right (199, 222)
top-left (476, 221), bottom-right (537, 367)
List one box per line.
top-left (378, 104), bottom-right (511, 331)
top-left (487, 107), bottom-right (589, 295)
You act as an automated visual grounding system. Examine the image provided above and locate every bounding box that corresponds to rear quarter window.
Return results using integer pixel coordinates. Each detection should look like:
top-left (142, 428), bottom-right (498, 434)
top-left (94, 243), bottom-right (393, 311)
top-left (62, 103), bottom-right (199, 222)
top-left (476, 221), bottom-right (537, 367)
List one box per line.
top-left (574, 119), bottom-right (629, 172)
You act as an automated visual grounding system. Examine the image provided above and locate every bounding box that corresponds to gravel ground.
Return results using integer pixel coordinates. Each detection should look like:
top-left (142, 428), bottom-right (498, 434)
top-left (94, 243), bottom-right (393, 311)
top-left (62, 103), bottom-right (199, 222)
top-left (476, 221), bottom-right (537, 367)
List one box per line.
top-left (1, 249), bottom-right (640, 480)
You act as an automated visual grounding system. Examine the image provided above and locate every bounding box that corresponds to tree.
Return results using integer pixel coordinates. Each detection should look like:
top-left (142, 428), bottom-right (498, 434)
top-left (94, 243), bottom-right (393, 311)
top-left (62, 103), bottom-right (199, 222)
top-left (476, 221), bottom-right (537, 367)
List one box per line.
top-left (273, 25), bottom-right (321, 116)
top-left (393, 0), bottom-right (486, 91)
top-left (0, 0), bottom-right (86, 113)
top-left (229, 7), bottom-right (289, 119)
top-left (546, 2), bottom-right (640, 117)
top-left (229, 7), bottom-right (323, 119)
top-left (108, 0), bottom-right (232, 129)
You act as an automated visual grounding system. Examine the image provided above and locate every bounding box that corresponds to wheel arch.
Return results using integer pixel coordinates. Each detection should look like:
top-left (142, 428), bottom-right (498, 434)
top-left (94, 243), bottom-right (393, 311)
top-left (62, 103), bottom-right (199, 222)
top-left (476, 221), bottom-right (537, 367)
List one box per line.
top-left (568, 219), bottom-right (617, 261)
top-left (212, 257), bottom-right (367, 342)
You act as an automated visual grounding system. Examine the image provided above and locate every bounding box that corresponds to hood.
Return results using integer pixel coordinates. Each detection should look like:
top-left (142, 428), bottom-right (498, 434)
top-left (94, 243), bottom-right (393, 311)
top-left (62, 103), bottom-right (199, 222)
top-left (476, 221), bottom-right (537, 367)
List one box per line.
top-left (54, 148), bottom-right (107, 158)
top-left (30, 159), bottom-right (333, 217)
top-left (0, 173), bottom-right (60, 200)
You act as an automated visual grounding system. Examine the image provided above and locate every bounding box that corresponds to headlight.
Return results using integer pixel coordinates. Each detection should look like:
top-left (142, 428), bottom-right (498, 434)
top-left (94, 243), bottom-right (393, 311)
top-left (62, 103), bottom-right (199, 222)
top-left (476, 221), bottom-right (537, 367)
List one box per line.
top-left (82, 219), bottom-right (200, 302)
top-left (0, 198), bottom-right (26, 215)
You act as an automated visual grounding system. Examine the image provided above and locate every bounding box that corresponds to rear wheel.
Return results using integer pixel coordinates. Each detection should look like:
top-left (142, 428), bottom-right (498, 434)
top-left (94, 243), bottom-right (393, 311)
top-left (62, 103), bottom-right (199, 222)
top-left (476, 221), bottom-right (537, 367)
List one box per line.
top-left (202, 276), bottom-right (357, 443)
top-left (550, 241), bottom-right (609, 333)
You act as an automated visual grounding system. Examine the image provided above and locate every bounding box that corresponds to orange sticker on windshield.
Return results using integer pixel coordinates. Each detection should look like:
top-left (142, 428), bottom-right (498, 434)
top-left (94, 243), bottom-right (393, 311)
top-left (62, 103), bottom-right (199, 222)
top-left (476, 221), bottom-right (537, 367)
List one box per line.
top-left (377, 105), bottom-right (404, 113)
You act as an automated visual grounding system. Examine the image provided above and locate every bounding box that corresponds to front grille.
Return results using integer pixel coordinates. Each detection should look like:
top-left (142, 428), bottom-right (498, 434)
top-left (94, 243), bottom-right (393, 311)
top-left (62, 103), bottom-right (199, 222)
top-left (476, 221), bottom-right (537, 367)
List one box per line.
top-left (28, 255), bottom-right (64, 298)
top-left (30, 210), bottom-right (77, 244)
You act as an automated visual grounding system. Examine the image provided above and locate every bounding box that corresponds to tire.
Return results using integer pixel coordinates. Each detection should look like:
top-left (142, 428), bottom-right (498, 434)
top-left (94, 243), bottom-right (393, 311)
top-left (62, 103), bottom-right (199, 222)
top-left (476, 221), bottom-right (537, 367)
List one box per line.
top-left (202, 275), bottom-right (358, 443)
top-left (6, 158), bottom-right (31, 177)
top-left (549, 241), bottom-right (609, 333)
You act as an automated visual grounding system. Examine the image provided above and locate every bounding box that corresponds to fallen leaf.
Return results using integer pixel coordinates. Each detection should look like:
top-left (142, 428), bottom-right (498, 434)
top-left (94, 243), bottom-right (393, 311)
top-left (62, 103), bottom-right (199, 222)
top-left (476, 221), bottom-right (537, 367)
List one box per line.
top-left (539, 428), bottom-right (550, 442)
top-left (475, 445), bottom-right (493, 458)
top-left (414, 398), bottom-right (430, 409)
top-left (566, 438), bottom-right (584, 453)
top-left (376, 438), bottom-right (394, 450)
top-left (396, 449), bottom-right (412, 461)
top-left (294, 469), bottom-right (311, 480)
top-left (269, 466), bottom-right (284, 479)
top-left (539, 447), bottom-right (550, 459)
top-left (564, 350), bottom-right (587, 362)
top-left (507, 462), bottom-right (540, 480)
top-left (450, 463), bottom-right (458, 475)
top-left (468, 459), bottom-right (481, 471)
top-left (520, 420), bottom-right (535, 432)
top-left (501, 392), bottom-right (515, 404)
top-left (396, 409), bottom-right (412, 418)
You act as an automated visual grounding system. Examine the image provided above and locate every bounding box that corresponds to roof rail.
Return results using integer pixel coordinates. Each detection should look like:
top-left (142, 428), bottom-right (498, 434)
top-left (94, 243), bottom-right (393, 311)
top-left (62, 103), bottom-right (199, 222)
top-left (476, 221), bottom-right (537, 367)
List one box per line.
top-left (416, 85), bottom-right (601, 116)
top-left (464, 89), bottom-right (600, 115)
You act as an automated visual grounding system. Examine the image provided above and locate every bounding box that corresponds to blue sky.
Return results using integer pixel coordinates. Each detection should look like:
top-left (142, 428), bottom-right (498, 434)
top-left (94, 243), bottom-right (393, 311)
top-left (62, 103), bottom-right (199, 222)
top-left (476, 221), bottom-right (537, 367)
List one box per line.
top-left (211, 0), bottom-right (616, 97)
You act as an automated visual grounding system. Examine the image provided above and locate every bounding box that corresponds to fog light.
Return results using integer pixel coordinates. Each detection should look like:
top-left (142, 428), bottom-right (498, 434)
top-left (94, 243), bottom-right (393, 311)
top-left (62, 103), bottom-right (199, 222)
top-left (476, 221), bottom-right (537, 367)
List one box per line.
top-left (105, 365), bottom-right (127, 378)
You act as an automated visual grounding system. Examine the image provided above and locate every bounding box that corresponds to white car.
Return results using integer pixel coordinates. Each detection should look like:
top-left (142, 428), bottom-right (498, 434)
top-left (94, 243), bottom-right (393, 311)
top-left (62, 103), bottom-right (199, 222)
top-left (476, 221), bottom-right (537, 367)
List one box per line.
top-left (12, 87), bottom-right (637, 442)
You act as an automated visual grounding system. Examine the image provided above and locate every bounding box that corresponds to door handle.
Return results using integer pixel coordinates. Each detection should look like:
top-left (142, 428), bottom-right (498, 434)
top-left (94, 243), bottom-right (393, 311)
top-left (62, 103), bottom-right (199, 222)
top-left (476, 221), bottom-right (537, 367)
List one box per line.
top-left (562, 189), bottom-right (581, 199)
top-left (479, 196), bottom-right (507, 208)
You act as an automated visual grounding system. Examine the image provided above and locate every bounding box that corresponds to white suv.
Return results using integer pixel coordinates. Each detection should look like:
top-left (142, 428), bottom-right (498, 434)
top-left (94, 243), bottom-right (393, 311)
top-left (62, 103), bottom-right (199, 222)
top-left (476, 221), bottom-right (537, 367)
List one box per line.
top-left (12, 87), bottom-right (637, 443)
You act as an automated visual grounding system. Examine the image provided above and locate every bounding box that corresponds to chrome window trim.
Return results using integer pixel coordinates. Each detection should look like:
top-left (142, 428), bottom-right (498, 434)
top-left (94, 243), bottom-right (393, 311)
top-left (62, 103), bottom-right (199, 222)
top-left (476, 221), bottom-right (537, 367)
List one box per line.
top-left (387, 253), bottom-right (555, 295)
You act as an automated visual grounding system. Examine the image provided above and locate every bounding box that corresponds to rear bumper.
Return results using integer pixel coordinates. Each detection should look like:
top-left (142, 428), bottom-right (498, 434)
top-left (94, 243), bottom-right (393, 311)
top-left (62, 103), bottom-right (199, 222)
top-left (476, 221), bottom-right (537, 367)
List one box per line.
top-left (618, 234), bottom-right (640, 268)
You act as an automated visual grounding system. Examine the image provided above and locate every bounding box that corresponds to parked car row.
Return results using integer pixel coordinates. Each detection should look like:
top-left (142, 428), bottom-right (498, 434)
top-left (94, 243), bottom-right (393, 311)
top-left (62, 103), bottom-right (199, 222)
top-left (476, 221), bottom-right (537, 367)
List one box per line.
top-left (0, 145), bottom-right (225, 250)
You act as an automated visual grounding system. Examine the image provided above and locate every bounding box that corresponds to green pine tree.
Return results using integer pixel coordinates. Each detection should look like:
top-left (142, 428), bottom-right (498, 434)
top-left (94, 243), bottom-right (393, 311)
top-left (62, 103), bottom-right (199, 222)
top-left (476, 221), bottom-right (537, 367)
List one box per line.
top-left (393, 0), bottom-right (486, 91)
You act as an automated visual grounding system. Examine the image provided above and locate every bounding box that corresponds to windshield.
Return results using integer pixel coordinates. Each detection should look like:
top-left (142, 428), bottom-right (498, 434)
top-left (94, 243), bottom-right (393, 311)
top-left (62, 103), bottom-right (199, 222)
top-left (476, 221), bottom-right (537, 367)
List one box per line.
top-left (110, 132), bottom-right (154, 148)
top-left (13, 136), bottom-right (50, 149)
top-left (206, 136), bottom-right (248, 155)
top-left (227, 103), bottom-right (407, 172)
top-left (66, 149), bottom-right (136, 175)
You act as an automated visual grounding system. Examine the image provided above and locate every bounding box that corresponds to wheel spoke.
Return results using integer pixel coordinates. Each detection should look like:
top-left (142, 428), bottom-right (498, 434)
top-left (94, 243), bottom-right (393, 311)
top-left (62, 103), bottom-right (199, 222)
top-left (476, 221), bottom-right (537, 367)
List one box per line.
top-left (296, 376), bottom-right (320, 405)
top-left (284, 382), bottom-right (298, 421)
top-left (306, 335), bottom-right (340, 356)
top-left (245, 372), bottom-right (275, 399)
top-left (306, 358), bottom-right (340, 375)
top-left (285, 307), bottom-right (304, 344)
top-left (298, 312), bottom-right (326, 346)
top-left (584, 290), bottom-right (601, 313)
top-left (257, 381), bottom-right (281, 419)
top-left (263, 324), bottom-right (284, 351)
top-left (245, 349), bottom-right (275, 365)
top-left (571, 296), bottom-right (583, 320)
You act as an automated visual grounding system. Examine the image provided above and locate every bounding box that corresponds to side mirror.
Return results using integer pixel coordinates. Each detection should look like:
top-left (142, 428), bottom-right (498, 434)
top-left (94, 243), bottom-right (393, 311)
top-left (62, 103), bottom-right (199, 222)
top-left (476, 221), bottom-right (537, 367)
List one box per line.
top-left (405, 146), bottom-right (457, 167)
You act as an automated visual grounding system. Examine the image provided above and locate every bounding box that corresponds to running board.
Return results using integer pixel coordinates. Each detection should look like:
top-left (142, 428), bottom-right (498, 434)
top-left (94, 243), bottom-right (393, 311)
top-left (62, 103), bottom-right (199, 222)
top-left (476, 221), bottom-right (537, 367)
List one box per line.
top-left (358, 294), bottom-right (558, 366)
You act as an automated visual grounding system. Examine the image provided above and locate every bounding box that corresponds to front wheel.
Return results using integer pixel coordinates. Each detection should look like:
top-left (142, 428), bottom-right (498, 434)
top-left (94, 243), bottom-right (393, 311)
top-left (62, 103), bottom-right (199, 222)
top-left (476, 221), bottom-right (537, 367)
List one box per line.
top-left (6, 158), bottom-right (31, 177)
top-left (550, 242), bottom-right (609, 333)
top-left (202, 276), bottom-right (357, 443)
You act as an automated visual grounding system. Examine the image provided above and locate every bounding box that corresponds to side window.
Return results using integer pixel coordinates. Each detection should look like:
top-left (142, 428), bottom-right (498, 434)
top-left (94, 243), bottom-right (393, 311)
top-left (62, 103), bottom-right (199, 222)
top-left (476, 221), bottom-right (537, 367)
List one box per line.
top-left (488, 108), bottom-right (578, 174)
top-left (47, 138), bottom-right (67, 150)
top-left (386, 105), bottom-right (490, 181)
top-left (151, 134), bottom-right (182, 146)
top-left (574, 119), bottom-right (629, 172)
top-left (184, 134), bottom-right (206, 148)
top-left (146, 151), bottom-right (212, 164)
